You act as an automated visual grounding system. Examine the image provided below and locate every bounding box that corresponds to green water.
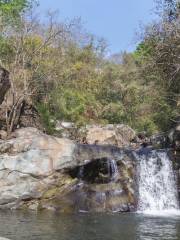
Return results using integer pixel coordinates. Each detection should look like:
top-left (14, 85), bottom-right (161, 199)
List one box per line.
top-left (0, 211), bottom-right (180, 240)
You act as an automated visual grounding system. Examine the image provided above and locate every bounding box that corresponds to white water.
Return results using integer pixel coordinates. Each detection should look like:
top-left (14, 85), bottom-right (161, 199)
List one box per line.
top-left (137, 150), bottom-right (179, 215)
top-left (108, 159), bottom-right (119, 181)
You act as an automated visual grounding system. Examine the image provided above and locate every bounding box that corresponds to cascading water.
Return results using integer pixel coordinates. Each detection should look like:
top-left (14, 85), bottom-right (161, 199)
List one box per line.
top-left (136, 150), bottom-right (179, 214)
top-left (108, 159), bottom-right (119, 181)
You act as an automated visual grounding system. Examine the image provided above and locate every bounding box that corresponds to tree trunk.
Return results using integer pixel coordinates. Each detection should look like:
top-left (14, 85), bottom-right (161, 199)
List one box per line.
top-left (0, 67), bottom-right (11, 105)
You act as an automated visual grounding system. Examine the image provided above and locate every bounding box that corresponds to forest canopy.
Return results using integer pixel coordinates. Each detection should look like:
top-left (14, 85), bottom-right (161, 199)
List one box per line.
top-left (0, 0), bottom-right (179, 135)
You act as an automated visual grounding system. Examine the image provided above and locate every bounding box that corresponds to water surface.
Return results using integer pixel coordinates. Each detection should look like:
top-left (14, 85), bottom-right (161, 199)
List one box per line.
top-left (0, 211), bottom-right (180, 240)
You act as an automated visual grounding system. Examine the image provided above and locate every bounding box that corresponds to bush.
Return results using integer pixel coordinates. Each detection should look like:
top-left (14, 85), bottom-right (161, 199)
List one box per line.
top-left (101, 102), bottom-right (126, 124)
top-left (36, 103), bottom-right (55, 134)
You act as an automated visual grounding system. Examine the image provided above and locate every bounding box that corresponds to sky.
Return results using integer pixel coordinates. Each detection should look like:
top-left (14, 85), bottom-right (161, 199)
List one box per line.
top-left (38, 0), bottom-right (156, 54)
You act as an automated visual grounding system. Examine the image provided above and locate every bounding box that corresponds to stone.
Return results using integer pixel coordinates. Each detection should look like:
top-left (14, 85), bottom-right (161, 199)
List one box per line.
top-left (55, 121), bottom-right (75, 130)
top-left (84, 124), bottom-right (136, 147)
top-left (168, 123), bottom-right (180, 195)
top-left (150, 133), bottom-right (168, 149)
top-left (0, 130), bottom-right (7, 140)
top-left (0, 127), bottom-right (137, 212)
top-left (0, 127), bottom-right (77, 175)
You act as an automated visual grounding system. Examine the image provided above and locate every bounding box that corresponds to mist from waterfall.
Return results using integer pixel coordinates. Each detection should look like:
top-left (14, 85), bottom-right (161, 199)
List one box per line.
top-left (136, 150), bottom-right (179, 215)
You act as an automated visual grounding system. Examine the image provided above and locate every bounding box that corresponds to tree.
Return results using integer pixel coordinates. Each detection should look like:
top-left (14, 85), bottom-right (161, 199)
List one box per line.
top-left (155, 0), bottom-right (179, 21)
top-left (0, 0), bottom-right (30, 26)
top-left (1, 0), bottom-right (179, 136)
top-left (134, 0), bottom-right (180, 130)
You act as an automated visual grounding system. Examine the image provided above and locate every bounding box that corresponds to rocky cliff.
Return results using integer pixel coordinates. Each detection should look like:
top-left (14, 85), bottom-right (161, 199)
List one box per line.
top-left (0, 127), bottom-right (137, 212)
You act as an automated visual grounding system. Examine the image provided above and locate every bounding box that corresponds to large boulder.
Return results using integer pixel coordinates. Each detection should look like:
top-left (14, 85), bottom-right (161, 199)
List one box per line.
top-left (53, 122), bottom-right (136, 147)
top-left (0, 127), bottom-right (137, 212)
top-left (0, 127), bottom-right (76, 208)
top-left (0, 127), bottom-right (77, 175)
top-left (81, 124), bottom-right (136, 147)
top-left (0, 67), bottom-right (10, 105)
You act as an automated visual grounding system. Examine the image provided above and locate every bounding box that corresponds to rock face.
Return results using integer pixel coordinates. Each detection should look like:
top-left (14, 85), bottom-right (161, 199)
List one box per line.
top-left (0, 67), bottom-right (10, 105)
top-left (53, 123), bottom-right (136, 146)
top-left (80, 124), bottom-right (136, 147)
top-left (0, 127), bottom-right (137, 212)
top-left (168, 123), bottom-right (180, 198)
top-left (168, 123), bottom-right (180, 150)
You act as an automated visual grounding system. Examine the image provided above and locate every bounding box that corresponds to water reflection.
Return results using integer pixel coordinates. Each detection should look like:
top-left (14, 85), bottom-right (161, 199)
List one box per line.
top-left (0, 211), bottom-right (179, 240)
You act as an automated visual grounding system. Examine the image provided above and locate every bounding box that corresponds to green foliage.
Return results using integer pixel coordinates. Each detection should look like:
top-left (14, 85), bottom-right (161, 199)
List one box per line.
top-left (0, 36), bottom-right (14, 63)
top-left (0, 0), bottom-right (179, 136)
top-left (36, 103), bottom-right (55, 135)
top-left (49, 88), bottom-right (100, 125)
top-left (133, 41), bottom-right (154, 63)
top-left (152, 99), bottom-right (177, 131)
top-left (0, 0), bottom-right (28, 11)
top-left (101, 102), bottom-right (125, 124)
top-left (52, 88), bottom-right (87, 122)
top-left (135, 117), bottom-right (158, 136)
top-left (0, 0), bottom-right (29, 24)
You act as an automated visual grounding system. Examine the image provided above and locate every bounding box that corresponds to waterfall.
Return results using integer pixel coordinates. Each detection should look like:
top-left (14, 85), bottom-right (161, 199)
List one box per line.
top-left (136, 150), bottom-right (179, 214)
top-left (108, 159), bottom-right (119, 181)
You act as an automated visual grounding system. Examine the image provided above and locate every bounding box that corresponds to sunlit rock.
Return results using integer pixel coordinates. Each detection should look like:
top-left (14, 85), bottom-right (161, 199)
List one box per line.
top-left (0, 127), bottom-right (137, 212)
top-left (83, 124), bottom-right (136, 147)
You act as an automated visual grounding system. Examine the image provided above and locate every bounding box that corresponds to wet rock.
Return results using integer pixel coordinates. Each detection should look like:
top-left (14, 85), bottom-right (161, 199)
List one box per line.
top-left (168, 123), bottom-right (180, 150)
top-left (37, 151), bottom-right (136, 213)
top-left (150, 133), bottom-right (168, 149)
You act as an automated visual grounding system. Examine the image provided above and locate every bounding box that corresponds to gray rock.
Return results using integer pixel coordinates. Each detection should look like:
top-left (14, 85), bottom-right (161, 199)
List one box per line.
top-left (55, 121), bottom-right (75, 130)
top-left (80, 124), bottom-right (136, 147)
top-left (0, 127), bottom-right (136, 212)
top-left (0, 130), bottom-right (7, 140)
top-left (0, 238), bottom-right (11, 240)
